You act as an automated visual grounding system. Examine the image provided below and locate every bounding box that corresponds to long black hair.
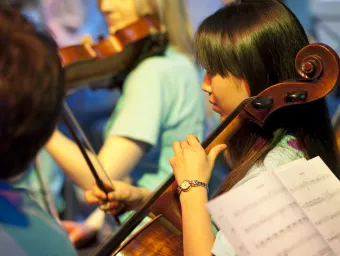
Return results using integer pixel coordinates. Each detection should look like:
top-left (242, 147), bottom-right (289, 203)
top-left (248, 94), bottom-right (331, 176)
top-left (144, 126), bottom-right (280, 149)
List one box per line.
top-left (195, 0), bottom-right (339, 192)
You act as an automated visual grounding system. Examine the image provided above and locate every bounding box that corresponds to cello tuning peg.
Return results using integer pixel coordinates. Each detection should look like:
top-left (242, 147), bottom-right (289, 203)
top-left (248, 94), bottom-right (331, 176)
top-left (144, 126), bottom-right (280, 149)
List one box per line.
top-left (251, 97), bottom-right (273, 110)
top-left (97, 34), bottom-right (105, 41)
top-left (285, 90), bottom-right (307, 103)
top-left (81, 35), bottom-right (94, 46)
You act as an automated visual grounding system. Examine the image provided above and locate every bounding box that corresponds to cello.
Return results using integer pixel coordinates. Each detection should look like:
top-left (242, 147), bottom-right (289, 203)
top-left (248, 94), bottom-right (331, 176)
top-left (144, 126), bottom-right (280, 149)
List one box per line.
top-left (89, 43), bottom-right (340, 255)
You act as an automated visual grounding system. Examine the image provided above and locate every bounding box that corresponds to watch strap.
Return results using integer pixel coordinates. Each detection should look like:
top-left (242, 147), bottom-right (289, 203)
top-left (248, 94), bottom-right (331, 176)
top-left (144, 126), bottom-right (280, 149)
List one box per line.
top-left (177, 180), bottom-right (209, 195)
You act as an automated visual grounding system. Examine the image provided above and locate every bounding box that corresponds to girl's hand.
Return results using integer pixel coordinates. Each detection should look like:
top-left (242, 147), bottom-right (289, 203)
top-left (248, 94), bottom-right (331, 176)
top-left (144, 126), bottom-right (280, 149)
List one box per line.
top-left (169, 134), bottom-right (227, 185)
top-left (84, 180), bottom-right (152, 215)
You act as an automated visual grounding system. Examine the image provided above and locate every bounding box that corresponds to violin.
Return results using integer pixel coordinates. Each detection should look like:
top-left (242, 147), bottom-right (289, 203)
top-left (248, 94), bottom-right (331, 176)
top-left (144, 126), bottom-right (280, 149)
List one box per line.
top-left (58, 15), bottom-right (167, 91)
top-left (92, 43), bottom-right (340, 255)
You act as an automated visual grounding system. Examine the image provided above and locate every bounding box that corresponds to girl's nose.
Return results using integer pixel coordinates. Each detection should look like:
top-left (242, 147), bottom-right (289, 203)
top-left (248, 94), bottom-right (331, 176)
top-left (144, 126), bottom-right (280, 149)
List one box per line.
top-left (202, 72), bottom-right (212, 94)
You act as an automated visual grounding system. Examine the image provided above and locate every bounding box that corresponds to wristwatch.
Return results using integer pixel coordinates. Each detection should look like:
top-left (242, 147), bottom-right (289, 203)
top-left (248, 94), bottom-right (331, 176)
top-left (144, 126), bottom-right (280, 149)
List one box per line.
top-left (177, 180), bottom-right (209, 195)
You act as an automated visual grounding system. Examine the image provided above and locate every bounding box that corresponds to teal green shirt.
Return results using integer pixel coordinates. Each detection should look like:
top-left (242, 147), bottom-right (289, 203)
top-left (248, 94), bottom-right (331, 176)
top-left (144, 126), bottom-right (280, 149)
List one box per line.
top-left (0, 181), bottom-right (76, 255)
top-left (105, 46), bottom-right (204, 191)
top-left (11, 150), bottom-right (65, 213)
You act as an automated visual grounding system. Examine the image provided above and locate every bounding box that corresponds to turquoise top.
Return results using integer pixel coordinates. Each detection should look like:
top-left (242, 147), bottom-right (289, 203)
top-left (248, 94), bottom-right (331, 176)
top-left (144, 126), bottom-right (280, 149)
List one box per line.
top-left (0, 181), bottom-right (76, 255)
top-left (105, 46), bottom-right (204, 191)
top-left (211, 135), bottom-right (305, 256)
top-left (11, 150), bottom-right (65, 213)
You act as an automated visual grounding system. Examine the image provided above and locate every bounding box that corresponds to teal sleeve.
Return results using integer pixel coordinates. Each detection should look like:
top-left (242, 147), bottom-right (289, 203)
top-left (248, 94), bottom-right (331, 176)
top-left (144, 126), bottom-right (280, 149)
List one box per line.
top-left (106, 59), bottom-right (164, 146)
top-left (211, 231), bottom-right (237, 256)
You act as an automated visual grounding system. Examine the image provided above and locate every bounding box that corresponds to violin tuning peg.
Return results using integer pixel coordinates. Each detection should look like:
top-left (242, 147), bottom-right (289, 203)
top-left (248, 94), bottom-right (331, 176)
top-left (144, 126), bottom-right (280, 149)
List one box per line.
top-left (285, 90), bottom-right (307, 103)
top-left (251, 97), bottom-right (273, 110)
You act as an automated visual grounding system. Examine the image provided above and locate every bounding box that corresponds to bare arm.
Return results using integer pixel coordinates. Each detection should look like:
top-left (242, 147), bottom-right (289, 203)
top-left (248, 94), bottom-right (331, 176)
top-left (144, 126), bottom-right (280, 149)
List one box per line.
top-left (45, 130), bottom-right (148, 190)
top-left (169, 135), bottom-right (226, 256)
top-left (180, 188), bottom-right (215, 256)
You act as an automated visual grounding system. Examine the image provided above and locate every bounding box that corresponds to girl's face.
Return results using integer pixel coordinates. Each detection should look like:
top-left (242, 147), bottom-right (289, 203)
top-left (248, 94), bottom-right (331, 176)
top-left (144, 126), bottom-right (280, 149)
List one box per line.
top-left (98, 0), bottom-right (139, 33)
top-left (202, 72), bottom-right (250, 121)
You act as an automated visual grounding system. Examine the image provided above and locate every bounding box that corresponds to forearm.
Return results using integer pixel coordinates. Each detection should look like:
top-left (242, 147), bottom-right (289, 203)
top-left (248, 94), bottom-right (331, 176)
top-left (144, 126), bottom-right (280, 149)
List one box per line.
top-left (180, 188), bottom-right (214, 256)
top-left (45, 130), bottom-right (99, 190)
top-left (45, 130), bottom-right (146, 190)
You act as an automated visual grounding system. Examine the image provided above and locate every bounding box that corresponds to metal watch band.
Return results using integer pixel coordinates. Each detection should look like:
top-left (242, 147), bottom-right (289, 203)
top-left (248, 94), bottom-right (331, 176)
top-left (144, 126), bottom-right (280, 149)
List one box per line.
top-left (177, 180), bottom-right (209, 195)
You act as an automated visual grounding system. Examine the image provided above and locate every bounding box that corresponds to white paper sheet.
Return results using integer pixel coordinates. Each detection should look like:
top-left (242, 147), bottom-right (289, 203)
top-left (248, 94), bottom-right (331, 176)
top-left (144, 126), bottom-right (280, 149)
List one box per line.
top-left (207, 158), bottom-right (338, 256)
top-left (275, 157), bottom-right (340, 255)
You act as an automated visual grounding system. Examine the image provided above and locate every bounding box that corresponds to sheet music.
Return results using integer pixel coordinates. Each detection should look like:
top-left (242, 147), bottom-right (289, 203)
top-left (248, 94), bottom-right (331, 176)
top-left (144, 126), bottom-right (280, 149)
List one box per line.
top-left (275, 157), bottom-right (340, 255)
top-left (207, 159), bottom-right (335, 256)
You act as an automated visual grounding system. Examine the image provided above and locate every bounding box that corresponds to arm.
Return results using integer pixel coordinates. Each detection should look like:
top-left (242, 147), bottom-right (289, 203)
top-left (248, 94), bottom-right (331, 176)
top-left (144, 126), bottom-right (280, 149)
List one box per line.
top-left (46, 59), bottom-right (163, 190)
top-left (180, 188), bottom-right (215, 256)
top-left (169, 135), bottom-right (226, 256)
top-left (45, 130), bottom-right (147, 190)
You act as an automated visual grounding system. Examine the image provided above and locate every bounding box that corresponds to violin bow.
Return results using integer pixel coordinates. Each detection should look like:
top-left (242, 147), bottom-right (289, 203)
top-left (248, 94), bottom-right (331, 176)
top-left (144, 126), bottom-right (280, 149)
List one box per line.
top-left (62, 102), bottom-right (121, 226)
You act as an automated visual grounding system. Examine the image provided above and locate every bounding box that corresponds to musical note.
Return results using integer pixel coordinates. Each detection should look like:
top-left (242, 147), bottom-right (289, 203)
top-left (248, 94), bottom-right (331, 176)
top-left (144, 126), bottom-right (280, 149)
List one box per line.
top-left (207, 158), bottom-right (339, 256)
top-left (275, 157), bottom-right (340, 255)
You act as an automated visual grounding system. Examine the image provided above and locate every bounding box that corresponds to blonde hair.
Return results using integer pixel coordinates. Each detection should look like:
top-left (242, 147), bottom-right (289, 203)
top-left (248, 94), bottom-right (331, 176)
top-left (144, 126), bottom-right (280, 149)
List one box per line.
top-left (136, 0), bottom-right (194, 57)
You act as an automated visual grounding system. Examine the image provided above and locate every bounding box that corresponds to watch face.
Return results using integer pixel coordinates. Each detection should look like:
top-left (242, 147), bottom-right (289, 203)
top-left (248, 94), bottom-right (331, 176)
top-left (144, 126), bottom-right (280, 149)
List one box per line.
top-left (181, 180), bottom-right (191, 190)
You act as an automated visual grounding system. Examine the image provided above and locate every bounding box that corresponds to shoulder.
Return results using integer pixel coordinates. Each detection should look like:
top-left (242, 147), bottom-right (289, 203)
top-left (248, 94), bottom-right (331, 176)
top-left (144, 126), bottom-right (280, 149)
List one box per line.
top-left (235, 135), bottom-right (305, 187)
top-left (262, 135), bottom-right (305, 168)
top-left (0, 188), bottom-right (77, 255)
top-left (128, 46), bottom-right (196, 79)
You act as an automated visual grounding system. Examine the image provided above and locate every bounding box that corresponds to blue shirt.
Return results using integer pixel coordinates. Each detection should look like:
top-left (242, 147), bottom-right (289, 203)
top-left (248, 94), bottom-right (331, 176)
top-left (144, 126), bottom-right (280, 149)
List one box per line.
top-left (105, 46), bottom-right (204, 191)
top-left (0, 181), bottom-right (76, 256)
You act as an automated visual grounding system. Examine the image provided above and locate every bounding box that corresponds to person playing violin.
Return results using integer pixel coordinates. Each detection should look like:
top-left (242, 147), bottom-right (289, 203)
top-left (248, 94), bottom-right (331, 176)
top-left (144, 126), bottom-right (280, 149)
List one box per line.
top-left (85, 0), bottom-right (340, 255)
top-left (0, 8), bottom-right (77, 255)
top-left (45, 0), bottom-right (204, 246)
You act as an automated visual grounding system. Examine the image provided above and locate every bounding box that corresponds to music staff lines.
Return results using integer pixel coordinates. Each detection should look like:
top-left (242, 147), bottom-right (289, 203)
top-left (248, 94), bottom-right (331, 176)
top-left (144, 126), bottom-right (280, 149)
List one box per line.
top-left (275, 232), bottom-right (328, 256)
top-left (289, 174), bottom-right (331, 193)
top-left (233, 187), bottom-right (285, 218)
top-left (314, 210), bottom-right (340, 225)
top-left (243, 202), bottom-right (298, 233)
top-left (302, 189), bottom-right (340, 209)
top-left (254, 216), bottom-right (309, 249)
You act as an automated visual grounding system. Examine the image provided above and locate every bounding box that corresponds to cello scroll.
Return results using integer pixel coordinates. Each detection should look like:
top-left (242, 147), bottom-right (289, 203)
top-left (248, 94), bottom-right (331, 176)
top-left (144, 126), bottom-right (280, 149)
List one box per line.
top-left (243, 43), bottom-right (340, 126)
